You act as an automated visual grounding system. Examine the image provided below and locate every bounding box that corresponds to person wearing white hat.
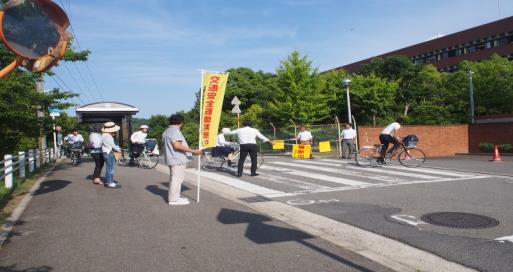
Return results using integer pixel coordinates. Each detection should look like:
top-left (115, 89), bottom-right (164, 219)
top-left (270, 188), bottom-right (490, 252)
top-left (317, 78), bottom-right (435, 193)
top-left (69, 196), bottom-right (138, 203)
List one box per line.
top-left (130, 124), bottom-right (149, 164)
top-left (101, 122), bottom-right (122, 189)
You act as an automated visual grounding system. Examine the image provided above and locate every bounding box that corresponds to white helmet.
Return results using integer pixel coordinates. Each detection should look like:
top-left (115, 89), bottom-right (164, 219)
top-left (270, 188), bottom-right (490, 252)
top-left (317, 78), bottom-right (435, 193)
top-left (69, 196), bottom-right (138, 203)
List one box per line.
top-left (140, 125), bottom-right (149, 130)
top-left (221, 128), bottom-right (231, 134)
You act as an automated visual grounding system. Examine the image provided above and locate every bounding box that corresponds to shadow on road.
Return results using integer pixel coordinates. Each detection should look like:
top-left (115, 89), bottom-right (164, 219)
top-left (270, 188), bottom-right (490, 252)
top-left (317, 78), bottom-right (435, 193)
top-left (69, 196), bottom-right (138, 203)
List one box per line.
top-left (217, 208), bottom-right (375, 272)
top-left (0, 264), bottom-right (53, 272)
top-left (34, 180), bottom-right (71, 196)
top-left (145, 185), bottom-right (190, 203)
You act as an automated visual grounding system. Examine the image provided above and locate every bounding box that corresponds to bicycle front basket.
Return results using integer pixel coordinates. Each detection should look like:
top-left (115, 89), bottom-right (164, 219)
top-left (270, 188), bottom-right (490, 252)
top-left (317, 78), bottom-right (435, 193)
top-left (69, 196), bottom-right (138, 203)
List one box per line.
top-left (403, 134), bottom-right (419, 147)
top-left (145, 139), bottom-right (158, 152)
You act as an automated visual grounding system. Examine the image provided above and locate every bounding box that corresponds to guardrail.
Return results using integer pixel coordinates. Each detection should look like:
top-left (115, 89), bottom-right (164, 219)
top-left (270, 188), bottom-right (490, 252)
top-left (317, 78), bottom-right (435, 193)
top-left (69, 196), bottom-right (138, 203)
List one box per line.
top-left (0, 148), bottom-right (61, 189)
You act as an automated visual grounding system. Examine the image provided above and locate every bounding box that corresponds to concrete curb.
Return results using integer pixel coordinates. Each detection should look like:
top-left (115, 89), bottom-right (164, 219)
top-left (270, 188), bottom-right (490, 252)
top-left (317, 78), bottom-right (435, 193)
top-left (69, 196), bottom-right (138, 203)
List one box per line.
top-left (156, 164), bottom-right (477, 272)
top-left (0, 163), bottom-right (58, 248)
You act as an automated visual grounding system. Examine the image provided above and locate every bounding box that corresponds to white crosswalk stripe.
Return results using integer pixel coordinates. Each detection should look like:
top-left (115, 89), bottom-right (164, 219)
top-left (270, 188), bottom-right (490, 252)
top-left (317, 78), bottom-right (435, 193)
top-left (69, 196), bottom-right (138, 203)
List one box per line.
top-left (260, 165), bottom-right (371, 186)
top-left (193, 158), bottom-right (491, 199)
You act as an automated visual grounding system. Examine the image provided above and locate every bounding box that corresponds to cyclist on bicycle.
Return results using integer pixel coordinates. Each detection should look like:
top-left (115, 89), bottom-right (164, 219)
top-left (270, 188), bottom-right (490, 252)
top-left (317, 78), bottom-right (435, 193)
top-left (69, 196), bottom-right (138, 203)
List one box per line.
top-left (130, 125), bottom-right (149, 164)
top-left (378, 117), bottom-right (403, 163)
top-left (64, 129), bottom-right (84, 160)
top-left (212, 128), bottom-right (236, 166)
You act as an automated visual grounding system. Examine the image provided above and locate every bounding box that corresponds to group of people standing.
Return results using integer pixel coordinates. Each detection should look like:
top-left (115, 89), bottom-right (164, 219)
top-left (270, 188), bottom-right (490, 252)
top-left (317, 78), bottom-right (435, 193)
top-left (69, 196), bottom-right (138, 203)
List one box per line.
top-left (88, 122), bottom-right (123, 189)
top-left (293, 123), bottom-right (357, 160)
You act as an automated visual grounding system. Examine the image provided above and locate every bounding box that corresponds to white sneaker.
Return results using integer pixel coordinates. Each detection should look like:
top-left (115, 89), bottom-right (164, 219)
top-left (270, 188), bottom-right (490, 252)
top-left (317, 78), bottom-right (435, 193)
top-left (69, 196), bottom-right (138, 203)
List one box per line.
top-left (169, 198), bottom-right (190, 206)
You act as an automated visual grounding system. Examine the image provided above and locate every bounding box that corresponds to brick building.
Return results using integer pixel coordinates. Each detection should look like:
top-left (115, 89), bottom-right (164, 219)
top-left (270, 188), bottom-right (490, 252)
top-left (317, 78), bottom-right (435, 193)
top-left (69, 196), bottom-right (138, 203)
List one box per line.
top-left (333, 16), bottom-right (513, 73)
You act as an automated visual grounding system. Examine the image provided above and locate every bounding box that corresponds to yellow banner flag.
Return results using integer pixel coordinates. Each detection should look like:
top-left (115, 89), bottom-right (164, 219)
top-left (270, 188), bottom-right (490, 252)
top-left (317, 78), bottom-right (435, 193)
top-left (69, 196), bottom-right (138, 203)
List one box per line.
top-left (200, 72), bottom-right (229, 148)
top-left (319, 141), bottom-right (331, 153)
top-left (292, 144), bottom-right (311, 159)
top-left (272, 140), bottom-right (285, 150)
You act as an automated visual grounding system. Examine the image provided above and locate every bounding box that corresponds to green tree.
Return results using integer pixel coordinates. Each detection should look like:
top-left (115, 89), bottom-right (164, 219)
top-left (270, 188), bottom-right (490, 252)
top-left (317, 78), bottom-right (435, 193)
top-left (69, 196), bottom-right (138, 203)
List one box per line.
top-left (268, 50), bottom-right (329, 125)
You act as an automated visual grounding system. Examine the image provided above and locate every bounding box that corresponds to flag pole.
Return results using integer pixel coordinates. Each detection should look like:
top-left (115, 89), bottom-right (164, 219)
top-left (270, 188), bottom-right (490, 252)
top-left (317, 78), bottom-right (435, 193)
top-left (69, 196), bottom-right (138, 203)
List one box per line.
top-left (197, 70), bottom-right (205, 203)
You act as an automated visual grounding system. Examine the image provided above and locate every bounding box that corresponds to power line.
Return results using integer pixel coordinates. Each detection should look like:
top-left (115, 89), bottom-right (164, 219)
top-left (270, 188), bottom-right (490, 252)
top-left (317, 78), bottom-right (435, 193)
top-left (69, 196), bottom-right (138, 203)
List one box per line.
top-left (71, 61), bottom-right (99, 102)
top-left (51, 74), bottom-right (86, 105)
top-left (62, 64), bottom-right (94, 103)
top-left (60, 0), bottom-right (106, 102)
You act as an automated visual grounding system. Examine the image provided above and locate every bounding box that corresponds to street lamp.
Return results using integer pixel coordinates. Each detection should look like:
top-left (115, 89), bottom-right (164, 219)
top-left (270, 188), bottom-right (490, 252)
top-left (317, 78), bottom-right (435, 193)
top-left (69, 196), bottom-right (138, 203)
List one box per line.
top-left (342, 78), bottom-right (352, 124)
top-left (468, 70), bottom-right (475, 124)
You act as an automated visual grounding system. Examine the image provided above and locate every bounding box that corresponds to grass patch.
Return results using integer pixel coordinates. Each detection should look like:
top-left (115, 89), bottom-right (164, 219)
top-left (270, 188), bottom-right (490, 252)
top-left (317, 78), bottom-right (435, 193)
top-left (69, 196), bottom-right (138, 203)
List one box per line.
top-left (0, 165), bottom-right (52, 225)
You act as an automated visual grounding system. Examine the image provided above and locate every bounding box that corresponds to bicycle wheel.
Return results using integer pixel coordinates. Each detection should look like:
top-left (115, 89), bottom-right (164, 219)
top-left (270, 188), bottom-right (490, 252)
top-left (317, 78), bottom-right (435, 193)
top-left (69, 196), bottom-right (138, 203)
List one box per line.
top-left (71, 153), bottom-right (78, 166)
top-left (398, 148), bottom-right (426, 167)
top-left (139, 152), bottom-right (159, 169)
top-left (256, 153), bottom-right (264, 169)
top-left (233, 153), bottom-right (264, 169)
top-left (355, 148), bottom-right (381, 168)
top-left (200, 152), bottom-right (222, 172)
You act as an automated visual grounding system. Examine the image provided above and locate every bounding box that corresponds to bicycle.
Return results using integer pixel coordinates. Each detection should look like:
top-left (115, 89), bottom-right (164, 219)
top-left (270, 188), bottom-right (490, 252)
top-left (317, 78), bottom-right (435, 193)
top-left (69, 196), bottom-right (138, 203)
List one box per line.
top-left (200, 143), bottom-right (264, 172)
top-left (68, 142), bottom-right (84, 166)
top-left (355, 135), bottom-right (426, 168)
top-left (118, 139), bottom-right (160, 169)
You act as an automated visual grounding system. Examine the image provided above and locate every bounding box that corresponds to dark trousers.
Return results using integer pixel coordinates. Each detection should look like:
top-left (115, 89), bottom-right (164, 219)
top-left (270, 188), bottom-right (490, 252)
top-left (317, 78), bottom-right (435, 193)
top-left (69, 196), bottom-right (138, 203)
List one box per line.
top-left (238, 144), bottom-right (258, 176)
top-left (379, 134), bottom-right (401, 158)
top-left (91, 152), bottom-right (105, 179)
top-left (130, 143), bottom-right (145, 159)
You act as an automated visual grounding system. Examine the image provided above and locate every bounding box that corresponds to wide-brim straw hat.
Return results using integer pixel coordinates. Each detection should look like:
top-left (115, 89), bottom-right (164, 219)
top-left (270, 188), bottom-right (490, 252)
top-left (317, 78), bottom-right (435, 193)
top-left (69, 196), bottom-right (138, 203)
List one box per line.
top-left (102, 122), bottom-right (120, 133)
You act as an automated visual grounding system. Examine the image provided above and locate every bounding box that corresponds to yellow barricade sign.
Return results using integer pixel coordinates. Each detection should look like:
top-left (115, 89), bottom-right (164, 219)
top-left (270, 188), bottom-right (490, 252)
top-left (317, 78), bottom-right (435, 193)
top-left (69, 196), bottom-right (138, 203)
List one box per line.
top-left (292, 144), bottom-right (311, 159)
top-left (273, 140), bottom-right (285, 150)
top-left (319, 141), bottom-right (331, 153)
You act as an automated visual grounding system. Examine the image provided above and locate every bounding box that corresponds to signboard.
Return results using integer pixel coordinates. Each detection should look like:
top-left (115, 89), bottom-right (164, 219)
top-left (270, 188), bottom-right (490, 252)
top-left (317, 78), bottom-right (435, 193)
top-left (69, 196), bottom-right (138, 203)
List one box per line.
top-left (200, 72), bottom-right (229, 148)
top-left (231, 96), bottom-right (241, 105)
top-left (319, 141), bottom-right (331, 153)
top-left (292, 144), bottom-right (311, 159)
top-left (272, 140), bottom-right (285, 150)
top-left (231, 104), bottom-right (241, 114)
top-left (49, 108), bottom-right (59, 117)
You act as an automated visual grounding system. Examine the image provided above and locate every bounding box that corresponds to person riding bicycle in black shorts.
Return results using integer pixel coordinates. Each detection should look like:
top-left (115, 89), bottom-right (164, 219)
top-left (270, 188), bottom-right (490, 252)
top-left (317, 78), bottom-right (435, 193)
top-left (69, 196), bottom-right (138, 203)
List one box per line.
top-left (130, 125), bottom-right (149, 164)
top-left (378, 117), bottom-right (403, 163)
top-left (212, 128), bottom-right (236, 166)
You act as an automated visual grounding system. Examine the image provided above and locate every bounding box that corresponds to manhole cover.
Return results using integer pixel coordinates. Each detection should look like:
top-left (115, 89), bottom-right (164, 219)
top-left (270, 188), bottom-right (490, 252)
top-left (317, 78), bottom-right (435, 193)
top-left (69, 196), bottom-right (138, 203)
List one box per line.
top-left (239, 196), bottom-right (271, 203)
top-left (421, 212), bottom-right (499, 229)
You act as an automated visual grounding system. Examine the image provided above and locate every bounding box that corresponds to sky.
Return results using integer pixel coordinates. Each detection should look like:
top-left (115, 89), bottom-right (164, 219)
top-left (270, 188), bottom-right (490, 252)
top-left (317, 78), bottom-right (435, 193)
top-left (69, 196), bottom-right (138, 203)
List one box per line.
top-left (45, 0), bottom-right (513, 118)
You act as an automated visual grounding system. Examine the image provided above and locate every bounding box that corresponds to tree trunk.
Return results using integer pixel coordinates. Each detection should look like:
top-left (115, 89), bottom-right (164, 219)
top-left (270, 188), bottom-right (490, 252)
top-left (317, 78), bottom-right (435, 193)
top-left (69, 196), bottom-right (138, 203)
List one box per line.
top-left (403, 104), bottom-right (410, 116)
top-left (373, 115), bottom-right (376, 127)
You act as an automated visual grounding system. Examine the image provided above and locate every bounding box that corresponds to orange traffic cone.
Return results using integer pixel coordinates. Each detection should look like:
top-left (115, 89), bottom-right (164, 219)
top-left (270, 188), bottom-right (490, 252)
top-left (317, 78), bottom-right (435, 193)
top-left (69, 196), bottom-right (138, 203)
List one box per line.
top-left (491, 144), bottom-right (502, 162)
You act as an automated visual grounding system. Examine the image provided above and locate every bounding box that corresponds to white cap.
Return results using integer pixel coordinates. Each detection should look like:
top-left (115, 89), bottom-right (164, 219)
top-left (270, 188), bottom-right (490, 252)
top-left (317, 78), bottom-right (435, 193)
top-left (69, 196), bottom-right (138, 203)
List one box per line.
top-left (140, 125), bottom-right (149, 129)
top-left (221, 128), bottom-right (231, 133)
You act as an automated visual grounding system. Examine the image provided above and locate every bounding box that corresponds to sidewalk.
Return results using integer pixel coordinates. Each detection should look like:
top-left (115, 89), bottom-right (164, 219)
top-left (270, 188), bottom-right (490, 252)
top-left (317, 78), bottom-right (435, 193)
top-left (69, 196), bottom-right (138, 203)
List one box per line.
top-left (0, 158), bottom-right (391, 272)
top-left (425, 155), bottom-right (513, 176)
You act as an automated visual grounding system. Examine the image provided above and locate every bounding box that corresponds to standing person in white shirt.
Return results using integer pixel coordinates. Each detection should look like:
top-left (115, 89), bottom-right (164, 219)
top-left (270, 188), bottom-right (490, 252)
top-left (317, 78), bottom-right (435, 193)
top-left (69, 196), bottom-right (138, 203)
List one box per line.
top-left (340, 123), bottom-right (357, 159)
top-left (296, 126), bottom-right (314, 159)
top-left (101, 122), bottom-right (122, 189)
top-left (88, 125), bottom-right (104, 185)
top-left (225, 121), bottom-right (273, 177)
top-left (378, 117), bottom-right (403, 163)
top-left (130, 125), bottom-right (149, 164)
top-left (212, 128), bottom-right (236, 166)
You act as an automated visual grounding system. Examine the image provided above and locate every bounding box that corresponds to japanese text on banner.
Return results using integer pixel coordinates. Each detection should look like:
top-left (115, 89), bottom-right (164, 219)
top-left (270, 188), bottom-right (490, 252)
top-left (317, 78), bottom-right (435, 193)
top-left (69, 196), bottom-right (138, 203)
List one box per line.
top-left (201, 72), bottom-right (229, 148)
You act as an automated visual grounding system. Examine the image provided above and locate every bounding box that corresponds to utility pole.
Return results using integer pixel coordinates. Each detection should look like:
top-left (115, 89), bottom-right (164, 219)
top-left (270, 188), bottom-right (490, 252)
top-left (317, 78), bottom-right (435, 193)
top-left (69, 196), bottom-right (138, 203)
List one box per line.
top-left (468, 70), bottom-right (475, 124)
top-left (36, 80), bottom-right (47, 150)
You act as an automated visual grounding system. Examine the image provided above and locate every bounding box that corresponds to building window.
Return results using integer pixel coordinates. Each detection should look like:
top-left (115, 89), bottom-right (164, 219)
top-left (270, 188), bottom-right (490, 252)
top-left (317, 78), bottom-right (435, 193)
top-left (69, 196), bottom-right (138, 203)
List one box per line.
top-left (467, 45), bottom-right (476, 54)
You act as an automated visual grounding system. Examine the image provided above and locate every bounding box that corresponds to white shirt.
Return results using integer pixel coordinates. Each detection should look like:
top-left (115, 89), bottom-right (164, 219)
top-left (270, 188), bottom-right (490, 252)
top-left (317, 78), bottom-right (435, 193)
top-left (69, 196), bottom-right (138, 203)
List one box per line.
top-left (101, 133), bottom-right (121, 154)
top-left (88, 132), bottom-right (103, 149)
top-left (64, 134), bottom-right (84, 144)
top-left (297, 131), bottom-right (313, 141)
top-left (381, 122), bottom-right (401, 135)
top-left (341, 128), bottom-right (357, 140)
top-left (217, 133), bottom-right (228, 147)
top-left (225, 127), bottom-right (269, 145)
top-left (131, 131), bottom-right (147, 144)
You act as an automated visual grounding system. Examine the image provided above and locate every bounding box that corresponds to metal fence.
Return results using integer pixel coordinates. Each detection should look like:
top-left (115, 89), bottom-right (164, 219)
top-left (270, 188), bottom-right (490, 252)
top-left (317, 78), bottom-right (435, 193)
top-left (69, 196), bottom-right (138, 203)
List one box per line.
top-left (258, 117), bottom-right (352, 157)
top-left (0, 148), bottom-right (61, 191)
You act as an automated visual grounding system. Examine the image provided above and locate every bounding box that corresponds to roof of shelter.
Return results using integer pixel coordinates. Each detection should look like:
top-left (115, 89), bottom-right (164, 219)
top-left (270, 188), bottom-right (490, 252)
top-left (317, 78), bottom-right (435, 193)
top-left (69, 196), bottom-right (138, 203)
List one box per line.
top-left (76, 102), bottom-right (139, 113)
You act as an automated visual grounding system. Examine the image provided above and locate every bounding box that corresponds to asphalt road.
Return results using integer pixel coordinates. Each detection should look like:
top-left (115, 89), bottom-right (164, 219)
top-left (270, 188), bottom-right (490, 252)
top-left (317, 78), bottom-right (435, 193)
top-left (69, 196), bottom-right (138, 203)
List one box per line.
top-left (198, 155), bottom-right (513, 272)
top-left (0, 158), bottom-right (392, 272)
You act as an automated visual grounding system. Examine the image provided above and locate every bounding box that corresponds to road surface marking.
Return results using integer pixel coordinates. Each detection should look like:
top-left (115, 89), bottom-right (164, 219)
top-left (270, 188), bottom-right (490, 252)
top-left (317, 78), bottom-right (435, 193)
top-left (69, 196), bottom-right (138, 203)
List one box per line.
top-left (286, 199), bottom-right (340, 206)
top-left (270, 161), bottom-right (405, 183)
top-left (258, 172), bottom-right (331, 190)
top-left (390, 215), bottom-right (427, 226)
top-left (495, 235), bottom-right (513, 243)
top-left (318, 159), bottom-right (480, 178)
top-left (187, 169), bottom-right (285, 196)
top-left (260, 165), bottom-right (371, 186)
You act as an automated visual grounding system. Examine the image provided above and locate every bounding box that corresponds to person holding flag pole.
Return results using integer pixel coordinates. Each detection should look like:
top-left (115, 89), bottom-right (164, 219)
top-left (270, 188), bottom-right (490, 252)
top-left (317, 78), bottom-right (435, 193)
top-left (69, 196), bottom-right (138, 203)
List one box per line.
top-left (197, 70), bottom-right (230, 203)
